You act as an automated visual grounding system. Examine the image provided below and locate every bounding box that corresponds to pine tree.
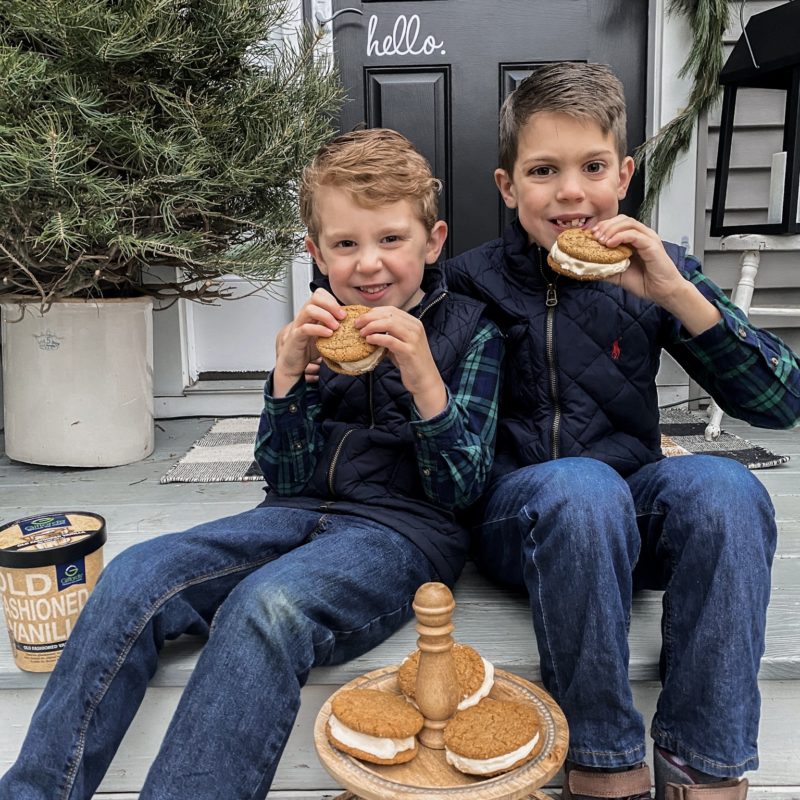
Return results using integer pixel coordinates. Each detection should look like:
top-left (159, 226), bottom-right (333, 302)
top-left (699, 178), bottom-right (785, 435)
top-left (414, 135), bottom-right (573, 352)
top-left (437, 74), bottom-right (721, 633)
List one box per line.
top-left (0, 0), bottom-right (341, 306)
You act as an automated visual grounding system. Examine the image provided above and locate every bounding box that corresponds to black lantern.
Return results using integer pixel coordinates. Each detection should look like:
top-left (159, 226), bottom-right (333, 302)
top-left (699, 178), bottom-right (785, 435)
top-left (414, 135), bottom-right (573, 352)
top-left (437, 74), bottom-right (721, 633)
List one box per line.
top-left (710, 0), bottom-right (800, 236)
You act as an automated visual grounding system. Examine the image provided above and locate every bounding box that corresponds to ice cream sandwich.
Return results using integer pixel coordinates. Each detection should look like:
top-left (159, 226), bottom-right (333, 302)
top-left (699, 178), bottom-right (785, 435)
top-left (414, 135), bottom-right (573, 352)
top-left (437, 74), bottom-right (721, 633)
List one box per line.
top-left (443, 698), bottom-right (544, 777)
top-left (327, 688), bottom-right (423, 765)
top-left (398, 643), bottom-right (495, 711)
top-left (316, 304), bottom-right (386, 375)
top-left (547, 227), bottom-right (632, 281)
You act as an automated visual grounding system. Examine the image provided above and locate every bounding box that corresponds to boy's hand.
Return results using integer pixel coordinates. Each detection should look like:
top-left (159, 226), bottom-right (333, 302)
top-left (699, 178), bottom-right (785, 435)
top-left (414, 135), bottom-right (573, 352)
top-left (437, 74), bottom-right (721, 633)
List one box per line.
top-left (356, 306), bottom-right (448, 418)
top-left (273, 289), bottom-right (345, 397)
top-left (591, 215), bottom-right (721, 337)
top-left (591, 215), bottom-right (685, 305)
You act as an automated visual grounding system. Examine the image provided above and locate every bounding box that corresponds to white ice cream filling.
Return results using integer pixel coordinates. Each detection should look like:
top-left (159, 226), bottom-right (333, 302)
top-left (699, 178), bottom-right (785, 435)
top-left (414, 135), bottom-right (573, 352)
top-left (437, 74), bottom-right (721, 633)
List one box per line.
top-left (550, 241), bottom-right (629, 277)
top-left (458, 657), bottom-right (495, 710)
top-left (328, 714), bottom-right (416, 759)
top-left (399, 655), bottom-right (495, 711)
top-left (329, 347), bottom-right (385, 374)
top-left (445, 730), bottom-right (541, 775)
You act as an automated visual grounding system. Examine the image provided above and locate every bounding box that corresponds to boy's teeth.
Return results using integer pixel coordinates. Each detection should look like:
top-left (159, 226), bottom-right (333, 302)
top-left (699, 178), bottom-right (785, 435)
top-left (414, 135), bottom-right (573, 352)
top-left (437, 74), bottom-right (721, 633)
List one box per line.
top-left (361, 284), bottom-right (388, 294)
top-left (557, 218), bottom-right (587, 228)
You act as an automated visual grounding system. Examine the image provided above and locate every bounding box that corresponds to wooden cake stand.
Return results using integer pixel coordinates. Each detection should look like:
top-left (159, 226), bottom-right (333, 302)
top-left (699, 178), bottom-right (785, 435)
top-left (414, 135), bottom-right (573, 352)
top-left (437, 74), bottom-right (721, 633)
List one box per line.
top-left (314, 583), bottom-right (568, 800)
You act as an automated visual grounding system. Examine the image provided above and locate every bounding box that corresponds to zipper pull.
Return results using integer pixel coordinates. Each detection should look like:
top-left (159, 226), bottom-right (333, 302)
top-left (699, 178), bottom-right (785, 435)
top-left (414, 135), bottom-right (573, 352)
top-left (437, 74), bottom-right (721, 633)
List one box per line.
top-left (546, 284), bottom-right (558, 307)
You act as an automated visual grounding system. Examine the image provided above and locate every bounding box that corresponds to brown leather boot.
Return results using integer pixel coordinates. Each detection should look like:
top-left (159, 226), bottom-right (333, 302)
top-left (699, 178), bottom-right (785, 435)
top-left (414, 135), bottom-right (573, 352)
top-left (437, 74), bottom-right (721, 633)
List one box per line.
top-left (562, 762), bottom-right (652, 800)
top-left (662, 781), bottom-right (748, 800)
top-left (654, 747), bottom-right (748, 800)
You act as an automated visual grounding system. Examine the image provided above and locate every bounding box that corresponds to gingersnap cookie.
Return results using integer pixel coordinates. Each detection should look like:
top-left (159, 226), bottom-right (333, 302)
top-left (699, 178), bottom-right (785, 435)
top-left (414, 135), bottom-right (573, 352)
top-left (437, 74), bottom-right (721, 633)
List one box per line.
top-left (316, 304), bottom-right (386, 375)
top-left (398, 643), bottom-right (495, 711)
top-left (547, 227), bottom-right (632, 281)
top-left (326, 688), bottom-right (423, 765)
top-left (443, 698), bottom-right (544, 777)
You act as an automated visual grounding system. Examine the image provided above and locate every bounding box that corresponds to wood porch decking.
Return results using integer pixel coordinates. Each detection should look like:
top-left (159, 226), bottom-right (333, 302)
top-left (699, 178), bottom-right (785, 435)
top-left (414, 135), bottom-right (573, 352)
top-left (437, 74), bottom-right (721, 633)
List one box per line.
top-left (1, 416), bottom-right (799, 799)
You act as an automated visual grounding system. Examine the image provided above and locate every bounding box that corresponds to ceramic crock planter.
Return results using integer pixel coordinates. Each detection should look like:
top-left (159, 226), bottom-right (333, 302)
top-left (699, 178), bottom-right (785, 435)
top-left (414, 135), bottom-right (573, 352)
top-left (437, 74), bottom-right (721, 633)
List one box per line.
top-left (1, 297), bottom-right (154, 467)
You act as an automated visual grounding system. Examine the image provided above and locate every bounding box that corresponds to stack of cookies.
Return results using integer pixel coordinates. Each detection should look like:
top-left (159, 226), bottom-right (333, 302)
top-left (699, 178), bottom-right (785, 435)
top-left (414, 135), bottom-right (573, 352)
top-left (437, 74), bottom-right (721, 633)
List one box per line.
top-left (324, 641), bottom-right (545, 778)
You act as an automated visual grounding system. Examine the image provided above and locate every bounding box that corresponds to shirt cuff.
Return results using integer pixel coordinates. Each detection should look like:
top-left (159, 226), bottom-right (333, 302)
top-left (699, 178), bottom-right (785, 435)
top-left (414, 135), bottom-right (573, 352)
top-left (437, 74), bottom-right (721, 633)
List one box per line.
top-left (681, 304), bottom-right (758, 368)
top-left (410, 389), bottom-right (466, 449)
top-left (263, 372), bottom-right (310, 428)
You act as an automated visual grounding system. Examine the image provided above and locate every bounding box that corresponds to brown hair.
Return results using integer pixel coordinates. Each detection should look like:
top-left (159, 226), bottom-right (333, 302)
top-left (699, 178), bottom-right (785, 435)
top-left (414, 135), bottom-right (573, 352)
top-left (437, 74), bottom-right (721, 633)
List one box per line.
top-left (498, 62), bottom-right (628, 174)
top-left (299, 128), bottom-right (441, 241)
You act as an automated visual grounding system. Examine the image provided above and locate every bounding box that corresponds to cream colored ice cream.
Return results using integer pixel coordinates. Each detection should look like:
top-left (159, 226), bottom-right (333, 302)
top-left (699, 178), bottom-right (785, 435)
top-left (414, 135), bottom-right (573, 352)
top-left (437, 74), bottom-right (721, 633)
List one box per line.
top-left (549, 241), bottom-right (629, 278)
top-left (445, 730), bottom-right (541, 775)
top-left (328, 713), bottom-right (416, 760)
top-left (458, 656), bottom-right (495, 709)
top-left (325, 348), bottom-right (386, 375)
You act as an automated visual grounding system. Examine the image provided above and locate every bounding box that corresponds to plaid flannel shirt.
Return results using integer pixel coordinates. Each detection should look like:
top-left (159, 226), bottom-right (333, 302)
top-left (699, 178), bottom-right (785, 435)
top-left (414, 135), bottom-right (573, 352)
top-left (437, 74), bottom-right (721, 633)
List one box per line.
top-left (255, 319), bottom-right (503, 510)
top-left (668, 260), bottom-right (800, 429)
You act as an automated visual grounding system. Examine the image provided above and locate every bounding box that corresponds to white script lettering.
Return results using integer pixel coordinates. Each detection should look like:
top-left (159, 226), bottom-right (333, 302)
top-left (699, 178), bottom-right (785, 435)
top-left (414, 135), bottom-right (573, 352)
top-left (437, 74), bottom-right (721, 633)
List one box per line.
top-left (366, 14), bottom-right (445, 57)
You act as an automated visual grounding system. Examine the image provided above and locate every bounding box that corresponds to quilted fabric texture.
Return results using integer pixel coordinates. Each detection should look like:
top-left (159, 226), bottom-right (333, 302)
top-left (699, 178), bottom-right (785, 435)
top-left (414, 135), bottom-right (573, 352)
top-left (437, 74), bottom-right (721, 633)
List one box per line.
top-left (446, 220), bottom-right (676, 478)
top-left (259, 267), bottom-right (486, 585)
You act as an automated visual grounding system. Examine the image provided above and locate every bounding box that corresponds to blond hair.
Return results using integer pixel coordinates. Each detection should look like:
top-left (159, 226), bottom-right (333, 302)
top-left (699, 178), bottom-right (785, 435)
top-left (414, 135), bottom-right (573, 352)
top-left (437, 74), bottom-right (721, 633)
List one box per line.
top-left (498, 62), bottom-right (628, 173)
top-left (299, 128), bottom-right (441, 241)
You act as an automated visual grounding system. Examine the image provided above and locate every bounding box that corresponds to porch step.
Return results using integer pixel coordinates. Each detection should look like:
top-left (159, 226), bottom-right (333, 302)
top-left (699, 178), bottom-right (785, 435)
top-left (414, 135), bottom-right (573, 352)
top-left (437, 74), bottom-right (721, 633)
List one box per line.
top-left (2, 561), bottom-right (800, 795)
top-left (1, 417), bottom-right (799, 796)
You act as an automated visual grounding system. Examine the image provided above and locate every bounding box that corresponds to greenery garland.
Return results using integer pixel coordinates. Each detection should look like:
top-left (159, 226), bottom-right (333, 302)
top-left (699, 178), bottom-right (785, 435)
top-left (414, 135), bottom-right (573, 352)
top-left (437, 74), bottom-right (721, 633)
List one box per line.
top-left (635, 0), bottom-right (734, 221)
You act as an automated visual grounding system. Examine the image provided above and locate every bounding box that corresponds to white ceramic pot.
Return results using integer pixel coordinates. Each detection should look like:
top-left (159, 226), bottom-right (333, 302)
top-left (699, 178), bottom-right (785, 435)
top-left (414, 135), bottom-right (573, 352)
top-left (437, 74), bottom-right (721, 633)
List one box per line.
top-left (1, 297), bottom-right (154, 467)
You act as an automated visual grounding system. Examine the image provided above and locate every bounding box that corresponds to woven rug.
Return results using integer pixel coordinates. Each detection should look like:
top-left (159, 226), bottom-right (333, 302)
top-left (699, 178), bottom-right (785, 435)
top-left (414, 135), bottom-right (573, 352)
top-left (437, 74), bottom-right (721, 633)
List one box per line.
top-left (658, 407), bottom-right (789, 469)
top-left (160, 409), bottom-right (789, 484)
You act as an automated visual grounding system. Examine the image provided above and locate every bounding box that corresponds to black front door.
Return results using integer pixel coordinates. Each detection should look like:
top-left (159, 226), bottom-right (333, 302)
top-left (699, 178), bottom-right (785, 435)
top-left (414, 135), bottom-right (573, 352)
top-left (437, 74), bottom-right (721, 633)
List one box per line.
top-left (327, 0), bottom-right (648, 257)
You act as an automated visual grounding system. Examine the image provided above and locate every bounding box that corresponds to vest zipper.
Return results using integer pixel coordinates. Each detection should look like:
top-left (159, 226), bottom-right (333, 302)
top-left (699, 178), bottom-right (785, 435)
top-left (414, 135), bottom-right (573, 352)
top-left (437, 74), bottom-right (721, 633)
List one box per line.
top-left (420, 290), bottom-right (448, 319)
top-left (368, 371), bottom-right (375, 428)
top-left (327, 428), bottom-right (354, 496)
top-left (539, 250), bottom-right (561, 460)
top-left (326, 289), bottom-right (448, 496)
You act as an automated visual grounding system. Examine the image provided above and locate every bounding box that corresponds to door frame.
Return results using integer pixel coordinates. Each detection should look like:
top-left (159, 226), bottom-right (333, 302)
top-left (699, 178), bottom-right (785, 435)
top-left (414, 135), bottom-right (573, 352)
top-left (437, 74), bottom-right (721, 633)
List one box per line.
top-left (152, 0), bottom-right (699, 419)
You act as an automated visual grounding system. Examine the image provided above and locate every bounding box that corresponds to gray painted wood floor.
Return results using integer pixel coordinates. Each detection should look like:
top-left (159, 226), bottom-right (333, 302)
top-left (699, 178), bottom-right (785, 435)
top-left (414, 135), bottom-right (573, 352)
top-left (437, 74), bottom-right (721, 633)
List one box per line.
top-left (1, 416), bottom-right (799, 799)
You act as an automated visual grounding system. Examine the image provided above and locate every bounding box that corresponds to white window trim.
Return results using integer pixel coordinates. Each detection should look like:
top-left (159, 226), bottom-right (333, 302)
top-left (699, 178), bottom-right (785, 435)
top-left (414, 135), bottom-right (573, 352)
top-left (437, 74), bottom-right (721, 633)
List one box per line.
top-left (648, 0), bottom-right (698, 253)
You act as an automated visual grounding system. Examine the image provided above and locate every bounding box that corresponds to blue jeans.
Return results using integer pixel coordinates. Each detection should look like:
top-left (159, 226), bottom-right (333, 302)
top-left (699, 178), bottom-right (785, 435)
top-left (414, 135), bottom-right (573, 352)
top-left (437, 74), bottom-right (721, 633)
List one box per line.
top-left (473, 455), bottom-right (777, 778)
top-left (0, 507), bottom-right (436, 800)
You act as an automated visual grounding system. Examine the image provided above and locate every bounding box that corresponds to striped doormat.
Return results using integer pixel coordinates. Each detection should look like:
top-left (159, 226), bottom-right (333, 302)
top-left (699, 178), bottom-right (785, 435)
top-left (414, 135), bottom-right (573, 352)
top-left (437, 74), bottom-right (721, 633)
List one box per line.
top-left (658, 406), bottom-right (789, 469)
top-left (160, 409), bottom-right (789, 484)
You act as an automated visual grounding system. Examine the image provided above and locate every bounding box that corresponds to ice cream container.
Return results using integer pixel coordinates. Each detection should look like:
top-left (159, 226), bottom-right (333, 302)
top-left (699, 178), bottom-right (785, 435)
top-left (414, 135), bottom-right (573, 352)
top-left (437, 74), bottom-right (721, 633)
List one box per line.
top-left (0, 511), bottom-right (106, 672)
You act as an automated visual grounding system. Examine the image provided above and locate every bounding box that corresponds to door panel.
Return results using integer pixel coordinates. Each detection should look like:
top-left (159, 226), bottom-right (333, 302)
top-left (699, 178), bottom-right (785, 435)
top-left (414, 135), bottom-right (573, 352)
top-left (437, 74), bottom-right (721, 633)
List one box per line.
top-left (365, 68), bottom-right (451, 250)
top-left (332, 0), bottom-right (648, 255)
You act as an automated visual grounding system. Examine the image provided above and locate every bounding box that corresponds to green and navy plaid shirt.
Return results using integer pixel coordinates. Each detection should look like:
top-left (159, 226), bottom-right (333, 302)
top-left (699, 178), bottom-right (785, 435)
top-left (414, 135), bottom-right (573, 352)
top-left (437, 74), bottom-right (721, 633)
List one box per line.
top-left (255, 320), bottom-right (503, 510)
top-left (669, 263), bottom-right (800, 429)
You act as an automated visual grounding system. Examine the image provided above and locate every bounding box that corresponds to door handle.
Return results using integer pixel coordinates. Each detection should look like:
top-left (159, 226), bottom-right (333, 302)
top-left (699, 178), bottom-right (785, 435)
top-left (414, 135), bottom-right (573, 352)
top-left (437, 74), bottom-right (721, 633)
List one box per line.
top-left (316, 7), bottom-right (364, 28)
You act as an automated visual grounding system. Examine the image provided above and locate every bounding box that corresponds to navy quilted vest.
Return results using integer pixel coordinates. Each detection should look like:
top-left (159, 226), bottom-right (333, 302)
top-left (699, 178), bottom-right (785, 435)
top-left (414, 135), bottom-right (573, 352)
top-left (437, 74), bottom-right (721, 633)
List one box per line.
top-left (445, 221), bottom-right (686, 479)
top-left (261, 267), bottom-right (486, 585)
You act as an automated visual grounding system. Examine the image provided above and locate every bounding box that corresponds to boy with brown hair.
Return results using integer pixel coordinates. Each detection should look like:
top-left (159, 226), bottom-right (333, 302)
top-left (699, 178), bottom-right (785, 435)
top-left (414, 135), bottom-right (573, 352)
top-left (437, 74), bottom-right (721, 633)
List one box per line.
top-left (0, 128), bottom-right (503, 800)
top-left (445, 62), bottom-right (800, 800)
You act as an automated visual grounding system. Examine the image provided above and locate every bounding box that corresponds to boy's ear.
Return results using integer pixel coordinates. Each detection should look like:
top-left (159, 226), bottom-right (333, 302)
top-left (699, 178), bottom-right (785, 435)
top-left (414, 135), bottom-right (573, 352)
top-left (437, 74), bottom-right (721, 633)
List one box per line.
top-left (494, 168), bottom-right (517, 209)
top-left (617, 156), bottom-right (635, 201)
top-left (305, 236), bottom-right (328, 275)
top-left (424, 219), bottom-right (448, 264)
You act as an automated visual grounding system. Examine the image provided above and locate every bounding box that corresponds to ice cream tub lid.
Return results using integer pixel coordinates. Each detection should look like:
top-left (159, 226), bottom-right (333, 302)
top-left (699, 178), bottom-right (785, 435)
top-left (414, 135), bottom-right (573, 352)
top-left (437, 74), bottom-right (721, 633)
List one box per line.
top-left (0, 512), bottom-right (107, 569)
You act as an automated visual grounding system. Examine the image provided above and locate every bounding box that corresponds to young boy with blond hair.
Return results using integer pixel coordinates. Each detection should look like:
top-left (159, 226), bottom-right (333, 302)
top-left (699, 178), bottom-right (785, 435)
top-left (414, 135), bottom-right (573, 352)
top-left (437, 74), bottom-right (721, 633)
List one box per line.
top-left (445, 62), bottom-right (800, 800)
top-left (0, 128), bottom-right (503, 800)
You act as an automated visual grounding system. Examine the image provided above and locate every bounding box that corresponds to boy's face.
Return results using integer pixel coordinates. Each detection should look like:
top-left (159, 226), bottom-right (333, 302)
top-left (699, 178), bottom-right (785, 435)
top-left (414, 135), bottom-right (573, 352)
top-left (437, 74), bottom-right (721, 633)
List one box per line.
top-left (306, 186), bottom-right (447, 311)
top-left (495, 111), bottom-right (635, 251)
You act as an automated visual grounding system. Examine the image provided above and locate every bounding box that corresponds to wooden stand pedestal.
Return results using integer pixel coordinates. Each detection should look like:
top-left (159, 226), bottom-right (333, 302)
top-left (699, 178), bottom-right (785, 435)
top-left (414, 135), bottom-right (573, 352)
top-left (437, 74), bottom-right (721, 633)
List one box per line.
top-left (314, 583), bottom-right (568, 800)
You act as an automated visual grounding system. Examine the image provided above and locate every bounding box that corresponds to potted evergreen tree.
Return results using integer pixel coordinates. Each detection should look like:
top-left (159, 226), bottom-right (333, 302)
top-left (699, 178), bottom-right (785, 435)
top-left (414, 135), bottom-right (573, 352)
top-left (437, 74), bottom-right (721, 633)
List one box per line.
top-left (0, 0), bottom-right (340, 466)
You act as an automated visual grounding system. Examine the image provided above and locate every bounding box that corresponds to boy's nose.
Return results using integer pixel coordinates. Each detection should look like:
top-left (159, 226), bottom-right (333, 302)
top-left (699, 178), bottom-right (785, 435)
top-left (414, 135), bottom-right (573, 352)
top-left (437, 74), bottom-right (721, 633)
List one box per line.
top-left (356, 247), bottom-right (382, 273)
top-left (555, 173), bottom-right (586, 202)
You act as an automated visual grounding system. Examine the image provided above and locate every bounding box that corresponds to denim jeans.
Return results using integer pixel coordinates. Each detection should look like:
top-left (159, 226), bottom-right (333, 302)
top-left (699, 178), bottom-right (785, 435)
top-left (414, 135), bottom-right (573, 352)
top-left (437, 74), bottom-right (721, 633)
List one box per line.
top-left (0, 506), bottom-right (436, 800)
top-left (473, 455), bottom-right (777, 778)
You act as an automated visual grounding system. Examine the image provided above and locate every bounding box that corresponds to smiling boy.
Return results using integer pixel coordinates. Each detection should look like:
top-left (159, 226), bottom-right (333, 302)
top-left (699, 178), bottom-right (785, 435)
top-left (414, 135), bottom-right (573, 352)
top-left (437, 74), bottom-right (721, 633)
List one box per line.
top-left (0, 129), bottom-right (503, 800)
top-left (445, 63), bottom-right (800, 800)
